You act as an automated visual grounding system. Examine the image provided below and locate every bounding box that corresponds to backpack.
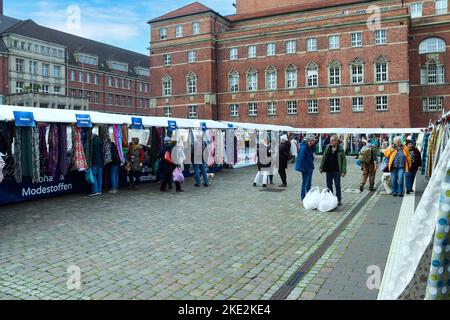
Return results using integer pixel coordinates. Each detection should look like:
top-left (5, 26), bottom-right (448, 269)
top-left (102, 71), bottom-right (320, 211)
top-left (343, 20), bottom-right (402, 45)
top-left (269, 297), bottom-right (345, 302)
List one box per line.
top-left (358, 146), bottom-right (373, 164)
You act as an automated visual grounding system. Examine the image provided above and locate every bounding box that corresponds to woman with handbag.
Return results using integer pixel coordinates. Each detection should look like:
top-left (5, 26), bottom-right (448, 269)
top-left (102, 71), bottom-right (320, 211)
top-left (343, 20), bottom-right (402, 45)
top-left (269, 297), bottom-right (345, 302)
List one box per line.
top-left (158, 137), bottom-right (182, 192)
top-left (127, 138), bottom-right (144, 191)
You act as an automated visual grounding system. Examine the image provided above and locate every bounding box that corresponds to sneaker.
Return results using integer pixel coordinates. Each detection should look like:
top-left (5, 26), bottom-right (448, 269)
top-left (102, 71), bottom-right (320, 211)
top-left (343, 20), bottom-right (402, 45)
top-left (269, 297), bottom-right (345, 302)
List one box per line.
top-left (204, 184), bottom-right (209, 187)
top-left (279, 184), bottom-right (287, 188)
top-left (398, 194), bottom-right (404, 197)
top-left (253, 182), bottom-right (257, 187)
top-left (262, 184), bottom-right (267, 188)
top-left (359, 187), bottom-right (364, 193)
top-left (89, 192), bottom-right (101, 197)
top-left (369, 188), bottom-right (377, 192)
top-left (393, 193), bottom-right (398, 197)
top-left (194, 184), bottom-right (200, 187)
top-left (338, 201), bottom-right (342, 206)
top-left (108, 189), bottom-right (118, 194)
top-left (406, 191), bottom-right (410, 195)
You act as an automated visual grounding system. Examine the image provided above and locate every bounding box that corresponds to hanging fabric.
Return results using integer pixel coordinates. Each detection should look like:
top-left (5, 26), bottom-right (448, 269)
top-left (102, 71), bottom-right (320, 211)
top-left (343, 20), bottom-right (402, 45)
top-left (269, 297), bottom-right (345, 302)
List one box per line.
top-left (71, 126), bottom-right (87, 172)
top-left (56, 124), bottom-right (68, 177)
top-left (121, 123), bottom-right (129, 148)
top-left (20, 127), bottom-right (33, 179)
top-left (39, 124), bottom-right (48, 176)
top-left (31, 126), bottom-right (40, 183)
top-left (47, 124), bottom-right (59, 178)
top-left (113, 124), bottom-right (124, 162)
top-left (82, 127), bottom-right (93, 168)
top-left (0, 153), bottom-right (4, 183)
top-left (13, 127), bottom-right (22, 183)
top-left (100, 125), bottom-right (112, 166)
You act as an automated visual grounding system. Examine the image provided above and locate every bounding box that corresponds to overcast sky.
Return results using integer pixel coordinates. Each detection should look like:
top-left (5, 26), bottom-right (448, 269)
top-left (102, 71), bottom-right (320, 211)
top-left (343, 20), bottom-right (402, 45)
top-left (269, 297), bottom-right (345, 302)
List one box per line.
top-left (5, 0), bottom-right (236, 55)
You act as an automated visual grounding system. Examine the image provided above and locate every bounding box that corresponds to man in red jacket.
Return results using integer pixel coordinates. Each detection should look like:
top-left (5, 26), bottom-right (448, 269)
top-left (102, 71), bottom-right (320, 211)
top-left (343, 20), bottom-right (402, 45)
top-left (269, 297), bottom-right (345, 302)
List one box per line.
top-left (405, 140), bottom-right (421, 194)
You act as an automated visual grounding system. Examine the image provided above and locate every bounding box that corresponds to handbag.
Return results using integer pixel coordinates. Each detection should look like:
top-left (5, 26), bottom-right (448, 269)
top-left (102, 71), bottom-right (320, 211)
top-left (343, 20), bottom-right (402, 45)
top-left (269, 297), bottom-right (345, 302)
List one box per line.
top-left (172, 167), bottom-right (185, 183)
top-left (85, 168), bottom-right (95, 185)
top-left (381, 157), bottom-right (389, 172)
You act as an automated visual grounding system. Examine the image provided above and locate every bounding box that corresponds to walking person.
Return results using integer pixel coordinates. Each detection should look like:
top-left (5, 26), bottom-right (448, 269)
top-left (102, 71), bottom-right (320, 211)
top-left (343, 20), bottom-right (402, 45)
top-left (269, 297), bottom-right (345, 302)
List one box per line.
top-left (320, 135), bottom-right (347, 206)
top-left (278, 135), bottom-right (291, 187)
top-left (405, 140), bottom-right (421, 194)
top-left (384, 136), bottom-right (412, 197)
top-left (290, 134), bottom-right (298, 164)
top-left (253, 139), bottom-right (272, 188)
top-left (127, 137), bottom-right (144, 191)
top-left (108, 141), bottom-right (121, 194)
top-left (192, 132), bottom-right (209, 187)
top-left (359, 143), bottom-right (378, 192)
top-left (295, 134), bottom-right (316, 201)
top-left (89, 133), bottom-right (104, 197)
top-left (159, 137), bottom-right (182, 192)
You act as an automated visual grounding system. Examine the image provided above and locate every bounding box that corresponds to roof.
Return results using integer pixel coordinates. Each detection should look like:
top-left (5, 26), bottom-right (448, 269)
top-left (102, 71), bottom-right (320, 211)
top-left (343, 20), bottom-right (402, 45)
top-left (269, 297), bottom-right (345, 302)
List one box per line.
top-left (149, 2), bottom-right (218, 23)
top-left (226, 0), bottom-right (371, 22)
top-left (0, 15), bottom-right (21, 53)
top-left (2, 19), bottom-right (149, 76)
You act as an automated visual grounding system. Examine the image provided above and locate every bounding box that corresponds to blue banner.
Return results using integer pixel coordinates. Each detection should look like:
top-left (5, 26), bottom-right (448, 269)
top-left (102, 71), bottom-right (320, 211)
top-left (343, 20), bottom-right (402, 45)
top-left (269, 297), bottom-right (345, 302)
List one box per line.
top-left (76, 114), bottom-right (92, 128)
top-left (227, 123), bottom-right (234, 128)
top-left (200, 122), bottom-right (207, 131)
top-left (14, 111), bottom-right (35, 127)
top-left (131, 117), bottom-right (143, 129)
top-left (168, 120), bottom-right (177, 131)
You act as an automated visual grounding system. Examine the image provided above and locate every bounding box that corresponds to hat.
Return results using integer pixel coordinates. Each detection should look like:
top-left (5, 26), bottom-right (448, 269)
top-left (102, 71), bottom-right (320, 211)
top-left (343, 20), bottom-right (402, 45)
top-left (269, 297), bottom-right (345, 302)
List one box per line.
top-left (280, 135), bottom-right (288, 142)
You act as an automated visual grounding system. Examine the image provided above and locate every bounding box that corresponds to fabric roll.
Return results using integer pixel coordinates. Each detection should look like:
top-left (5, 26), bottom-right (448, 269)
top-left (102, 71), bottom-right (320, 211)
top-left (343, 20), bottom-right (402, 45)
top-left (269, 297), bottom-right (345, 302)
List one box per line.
top-left (31, 126), bottom-right (40, 183)
top-left (122, 124), bottom-right (129, 148)
top-left (72, 126), bottom-right (87, 171)
top-left (101, 125), bottom-right (112, 165)
top-left (13, 127), bottom-right (22, 183)
top-left (47, 124), bottom-right (59, 178)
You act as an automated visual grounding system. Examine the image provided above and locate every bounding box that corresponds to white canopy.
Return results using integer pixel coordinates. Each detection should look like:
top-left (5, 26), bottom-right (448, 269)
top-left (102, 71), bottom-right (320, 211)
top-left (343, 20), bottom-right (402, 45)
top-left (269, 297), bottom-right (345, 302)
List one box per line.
top-left (224, 121), bottom-right (296, 132)
top-left (299, 128), bottom-right (423, 134)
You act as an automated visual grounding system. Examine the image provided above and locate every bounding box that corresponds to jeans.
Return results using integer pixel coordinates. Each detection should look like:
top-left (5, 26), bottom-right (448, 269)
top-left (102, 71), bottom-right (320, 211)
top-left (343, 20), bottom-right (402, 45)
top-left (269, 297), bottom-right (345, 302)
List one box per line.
top-left (405, 168), bottom-right (418, 192)
top-left (110, 165), bottom-right (119, 190)
top-left (91, 166), bottom-right (103, 194)
top-left (326, 171), bottom-right (342, 202)
top-left (300, 170), bottom-right (313, 200)
top-left (391, 167), bottom-right (405, 195)
top-left (194, 161), bottom-right (209, 185)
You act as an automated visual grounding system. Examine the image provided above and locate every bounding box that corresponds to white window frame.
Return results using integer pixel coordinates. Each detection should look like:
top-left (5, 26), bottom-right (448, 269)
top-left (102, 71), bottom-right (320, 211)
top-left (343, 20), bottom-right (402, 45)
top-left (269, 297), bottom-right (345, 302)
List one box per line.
top-left (230, 47), bottom-right (238, 60)
top-left (248, 103), bottom-right (258, 116)
top-left (230, 104), bottom-right (239, 117)
top-left (187, 73), bottom-right (197, 94)
top-left (266, 43), bottom-right (276, 56)
top-left (419, 38), bottom-right (446, 54)
top-left (192, 21), bottom-right (200, 35)
top-left (164, 106), bottom-right (172, 117)
top-left (247, 68), bottom-right (258, 91)
top-left (248, 45), bottom-right (257, 58)
top-left (265, 66), bottom-right (277, 90)
top-left (16, 58), bottom-right (24, 73)
top-left (307, 38), bottom-right (317, 52)
top-left (16, 81), bottom-right (24, 93)
top-left (229, 70), bottom-right (239, 92)
top-left (328, 35), bottom-right (340, 50)
top-left (352, 97), bottom-right (364, 112)
top-left (54, 66), bottom-right (61, 78)
top-left (307, 99), bottom-right (318, 114)
top-left (435, 0), bottom-right (448, 15)
top-left (285, 65), bottom-right (297, 89)
top-left (375, 29), bottom-right (387, 45)
top-left (159, 28), bottom-right (167, 40)
top-left (188, 50), bottom-right (197, 63)
top-left (351, 61), bottom-right (364, 84)
top-left (286, 40), bottom-right (296, 54)
top-left (422, 96), bottom-right (444, 112)
top-left (287, 101), bottom-right (297, 115)
top-left (176, 25), bottom-right (183, 37)
top-left (188, 105), bottom-right (198, 119)
top-left (351, 32), bottom-right (363, 47)
top-left (376, 96), bottom-right (388, 111)
top-left (376, 61), bottom-right (388, 83)
top-left (306, 63), bottom-right (318, 87)
top-left (410, 2), bottom-right (423, 18)
top-left (162, 75), bottom-right (172, 96)
top-left (329, 62), bottom-right (341, 86)
top-left (329, 98), bottom-right (341, 113)
top-left (267, 101), bottom-right (277, 116)
top-left (42, 63), bottom-right (49, 77)
top-left (163, 54), bottom-right (172, 66)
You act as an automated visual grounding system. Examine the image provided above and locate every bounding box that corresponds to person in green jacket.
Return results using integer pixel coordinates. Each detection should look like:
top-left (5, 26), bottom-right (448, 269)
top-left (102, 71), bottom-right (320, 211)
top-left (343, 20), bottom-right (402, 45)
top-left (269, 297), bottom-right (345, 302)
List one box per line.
top-left (319, 135), bottom-right (347, 206)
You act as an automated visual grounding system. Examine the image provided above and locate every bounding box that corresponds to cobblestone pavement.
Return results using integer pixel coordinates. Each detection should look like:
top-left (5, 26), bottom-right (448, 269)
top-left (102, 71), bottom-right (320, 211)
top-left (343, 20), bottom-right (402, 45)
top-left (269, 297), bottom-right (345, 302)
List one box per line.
top-left (0, 157), bottom-right (396, 300)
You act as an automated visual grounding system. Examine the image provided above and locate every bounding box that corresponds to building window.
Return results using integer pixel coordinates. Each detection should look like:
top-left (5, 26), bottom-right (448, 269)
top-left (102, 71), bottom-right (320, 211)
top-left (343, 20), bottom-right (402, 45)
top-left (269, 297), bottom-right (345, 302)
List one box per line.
top-left (375, 29), bottom-right (387, 45)
top-left (410, 2), bottom-right (423, 18)
top-left (86, 73), bottom-right (91, 84)
top-left (29, 61), bottom-right (37, 75)
top-left (265, 66), bottom-right (277, 90)
top-left (248, 45), bottom-right (257, 58)
top-left (230, 104), bottom-right (239, 117)
top-left (230, 47), bottom-right (238, 60)
top-left (15, 81), bottom-right (24, 93)
top-left (375, 57), bottom-right (388, 82)
top-left (139, 82), bottom-right (144, 92)
top-left (307, 38), bottom-right (317, 52)
top-left (248, 103), bottom-right (258, 116)
top-left (163, 54), bottom-right (171, 66)
top-left (15, 58), bottom-right (24, 73)
top-left (162, 75), bottom-right (172, 96)
top-left (351, 58), bottom-right (364, 84)
top-left (188, 105), bottom-right (197, 118)
top-left (108, 94), bottom-right (113, 105)
top-left (351, 32), bottom-right (362, 47)
top-left (267, 102), bottom-right (277, 116)
top-left (188, 50), bottom-right (196, 63)
top-left (115, 95), bottom-right (121, 105)
top-left (128, 96), bottom-right (133, 107)
top-left (71, 89), bottom-right (77, 97)
top-left (128, 80), bottom-right (132, 89)
top-left (229, 70), bottom-right (239, 92)
top-left (421, 60), bottom-right (445, 85)
top-left (54, 86), bottom-right (61, 95)
top-left (352, 97), bottom-right (364, 112)
top-left (286, 40), bottom-right (296, 54)
top-left (307, 99), bottom-right (318, 114)
top-left (328, 35), bottom-right (340, 49)
top-left (287, 101), bottom-right (297, 115)
top-left (329, 60), bottom-right (341, 86)
top-left (54, 66), bottom-right (61, 78)
top-left (176, 25), bottom-right (183, 37)
top-left (164, 106), bottom-right (172, 117)
top-left (419, 37), bottom-right (446, 54)
top-left (247, 68), bottom-right (258, 91)
top-left (115, 78), bottom-right (119, 88)
top-left (423, 97), bottom-right (444, 112)
top-left (79, 71), bottom-right (84, 82)
top-left (192, 22), bottom-right (200, 35)
top-left (187, 73), bottom-right (197, 94)
top-left (159, 28), bottom-right (167, 40)
top-left (306, 62), bottom-right (318, 87)
top-left (266, 43), bottom-right (276, 56)
top-left (376, 96), bottom-right (388, 111)
top-left (436, 0), bottom-right (447, 15)
top-left (329, 98), bottom-right (341, 113)
top-left (285, 64), bottom-right (297, 89)
top-left (70, 70), bottom-right (76, 81)
top-left (108, 77), bottom-right (113, 87)
top-left (144, 83), bottom-right (149, 92)
top-left (94, 92), bottom-right (99, 103)
top-left (42, 64), bottom-right (49, 77)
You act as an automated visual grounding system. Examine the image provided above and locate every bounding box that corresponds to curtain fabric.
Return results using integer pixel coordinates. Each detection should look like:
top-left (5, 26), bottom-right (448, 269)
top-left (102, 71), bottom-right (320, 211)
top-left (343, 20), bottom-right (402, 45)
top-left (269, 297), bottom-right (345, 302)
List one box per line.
top-left (39, 125), bottom-right (48, 176)
top-left (47, 124), bottom-right (59, 178)
top-left (100, 125), bottom-right (112, 166)
top-left (0, 153), bottom-right (5, 183)
top-left (31, 126), bottom-right (40, 183)
top-left (71, 126), bottom-right (87, 171)
top-left (113, 124), bottom-right (124, 162)
top-left (13, 127), bottom-right (22, 183)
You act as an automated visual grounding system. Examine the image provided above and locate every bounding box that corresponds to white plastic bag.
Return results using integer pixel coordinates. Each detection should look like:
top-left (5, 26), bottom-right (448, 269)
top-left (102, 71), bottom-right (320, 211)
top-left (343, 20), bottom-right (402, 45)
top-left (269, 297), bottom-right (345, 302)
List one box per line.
top-left (303, 186), bottom-right (321, 210)
top-left (317, 188), bottom-right (338, 212)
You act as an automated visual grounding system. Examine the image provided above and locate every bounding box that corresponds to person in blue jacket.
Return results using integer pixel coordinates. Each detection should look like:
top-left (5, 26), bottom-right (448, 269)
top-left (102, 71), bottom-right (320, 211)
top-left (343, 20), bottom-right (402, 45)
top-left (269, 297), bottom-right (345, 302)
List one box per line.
top-left (295, 134), bottom-right (317, 201)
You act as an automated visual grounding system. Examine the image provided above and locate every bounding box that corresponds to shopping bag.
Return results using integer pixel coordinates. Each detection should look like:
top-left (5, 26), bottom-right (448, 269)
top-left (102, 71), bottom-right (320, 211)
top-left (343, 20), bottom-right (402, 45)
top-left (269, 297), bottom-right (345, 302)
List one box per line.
top-left (303, 186), bottom-right (321, 210)
top-left (317, 188), bottom-right (339, 212)
top-left (380, 157), bottom-right (389, 172)
top-left (172, 167), bottom-right (185, 183)
top-left (85, 168), bottom-right (95, 185)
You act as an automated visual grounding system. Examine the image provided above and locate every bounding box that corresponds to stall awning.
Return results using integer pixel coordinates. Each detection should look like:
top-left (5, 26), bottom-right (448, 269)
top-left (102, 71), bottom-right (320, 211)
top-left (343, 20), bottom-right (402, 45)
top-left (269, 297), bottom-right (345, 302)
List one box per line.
top-left (300, 128), bottom-right (424, 134)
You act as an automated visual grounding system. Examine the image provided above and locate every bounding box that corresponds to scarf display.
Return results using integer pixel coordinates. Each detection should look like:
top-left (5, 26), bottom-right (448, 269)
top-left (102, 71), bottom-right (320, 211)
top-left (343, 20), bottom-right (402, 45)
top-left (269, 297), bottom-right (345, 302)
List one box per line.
top-left (122, 124), bottom-right (129, 148)
top-left (55, 124), bottom-right (68, 178)
top-left (13, 127), bottom-right (22, 183)
top-left (31, 126), bottom-right (40, 183)
top-left (71, 126), bottom-right (87, 171)
top-left (81, 128), bottom-right (93, 167)
top-left (20, 127), bottom-right (33, 179)
top-left (39, 125), bottom-right (48, 175)
top-left (47, 124), bottom-right (59, 178)
top-left (420, 122), bottom-right (450, 178)
top-left (113, 124), bottom-right (124, 162)
top-left (100, 125), bottom-right (112, 166)
top-left (0, 153), bottom-right (4, 183)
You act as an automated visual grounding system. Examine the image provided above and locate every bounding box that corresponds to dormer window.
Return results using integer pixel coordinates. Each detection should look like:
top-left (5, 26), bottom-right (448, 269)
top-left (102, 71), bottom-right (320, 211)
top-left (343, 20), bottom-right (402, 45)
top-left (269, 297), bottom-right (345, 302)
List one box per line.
top-left (134, 67), bottom-right (150, 77)
top-left (75, 53), bottom-right (99, 66)
top-left (107, 61), bottom-right (129, 72)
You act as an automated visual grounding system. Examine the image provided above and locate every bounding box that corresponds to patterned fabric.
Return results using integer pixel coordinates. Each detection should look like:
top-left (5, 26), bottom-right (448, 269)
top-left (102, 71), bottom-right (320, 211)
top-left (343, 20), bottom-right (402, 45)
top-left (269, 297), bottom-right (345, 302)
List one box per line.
top-left (57, 124), bottom-right (68, 177)
top-left (0, 153), bottom-right (5, 183)
top-left (101, 125), bottom-right (112, 166)
top-left (82, 128), bottom-right (93, 168)
top-left (71, 127), bottom-right (87, 172)
top-left (421, 133), bottom-right (430, 176)
top-left (426, 161), bottom-right (450, 300)
top-left (31, 126), bottom-right (40, 183)
top-left (47, 124), bottom-right (59, 178)
top-left (113, 124), bottom-right (124, 162)
top-left (13, 127), bottom-right (22, 183)
top-left (393, 148), bottom-right (406, 168)
top-left (39, 125), bottom-right (48, 175)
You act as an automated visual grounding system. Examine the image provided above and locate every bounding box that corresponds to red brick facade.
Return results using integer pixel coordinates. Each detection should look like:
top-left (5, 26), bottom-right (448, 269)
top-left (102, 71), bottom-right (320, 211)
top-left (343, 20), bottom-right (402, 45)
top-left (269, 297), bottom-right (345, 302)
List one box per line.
top-left (149, 0), bottom-right (450, 128)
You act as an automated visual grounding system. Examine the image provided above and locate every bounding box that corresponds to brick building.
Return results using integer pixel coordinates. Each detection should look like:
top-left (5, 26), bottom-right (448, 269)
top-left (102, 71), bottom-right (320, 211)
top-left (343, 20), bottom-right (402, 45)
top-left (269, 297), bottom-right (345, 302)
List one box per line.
top-left (148, 0), bottom-right (450, 128)
top-left (0, 14), bottom-right (150, 115)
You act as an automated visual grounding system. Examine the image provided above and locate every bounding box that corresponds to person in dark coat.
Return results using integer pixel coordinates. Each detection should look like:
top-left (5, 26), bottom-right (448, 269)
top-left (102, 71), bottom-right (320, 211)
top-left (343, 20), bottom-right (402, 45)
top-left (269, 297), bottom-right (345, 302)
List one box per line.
top-left (253, 139), bottom-right (271, 188)
top-left (295, 134), bottom-right (316, 201)
top-left (108, 142), bottom-right (121, 194)
top-left (90, 133), bottom-right (104, 197)
top-left (127, 138), bottom-right (144, 191)
top-left (278, 135), bottom-right (291, 187)
top-left (158, 137), bottom-right (182, 192)
top-left (405, 139), bottom-right (421, 194)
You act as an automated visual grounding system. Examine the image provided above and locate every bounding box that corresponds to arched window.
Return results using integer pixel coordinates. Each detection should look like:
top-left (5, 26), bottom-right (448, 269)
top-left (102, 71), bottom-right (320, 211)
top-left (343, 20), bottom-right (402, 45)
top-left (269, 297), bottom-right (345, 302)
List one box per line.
top-left (228, 69), bottom-right (239, 92)
top-left (421, 59), bottom-right (445, 85)
top-left (186, 73), bottom-right (197, 94)
top-left (265, 65), bottom-right (277, 90)
top-left (247, 67), bottom-right (258, 91)
top-left (306, 61), bottom-right (318, 87)
top-left (375, 56), bottom-right (388, 83)
top-left (162, 75), bottom-right (172, 96)
top-left (350, 57), bottom-right (364, 84)
top-left (285, 64), bottom-right (297, 89)
top-left (328, 60), bottom-right (341, 86)
top-left (419, 37), bottom-right (446, 54)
